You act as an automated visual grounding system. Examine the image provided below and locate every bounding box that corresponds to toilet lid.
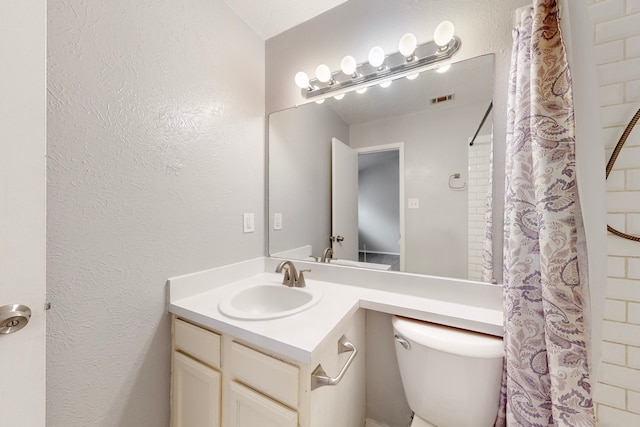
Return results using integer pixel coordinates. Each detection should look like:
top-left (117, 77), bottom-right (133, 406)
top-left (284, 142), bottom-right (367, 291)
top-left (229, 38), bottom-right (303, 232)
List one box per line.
top-left (392, 316), bottom-right (504, 358)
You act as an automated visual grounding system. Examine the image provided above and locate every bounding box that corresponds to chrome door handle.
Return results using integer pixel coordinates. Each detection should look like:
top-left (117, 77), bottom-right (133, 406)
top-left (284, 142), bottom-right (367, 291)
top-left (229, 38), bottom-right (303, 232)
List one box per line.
top-left (311, 335), bottom-right (358, 390)
top-left (0, 304), bottom-right (32, 335)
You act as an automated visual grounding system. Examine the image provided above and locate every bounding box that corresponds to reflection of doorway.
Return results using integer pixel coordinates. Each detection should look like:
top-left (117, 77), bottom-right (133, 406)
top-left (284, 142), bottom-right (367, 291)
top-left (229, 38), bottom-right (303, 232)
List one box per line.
top-left (356, 143), bottom-right (405, 271)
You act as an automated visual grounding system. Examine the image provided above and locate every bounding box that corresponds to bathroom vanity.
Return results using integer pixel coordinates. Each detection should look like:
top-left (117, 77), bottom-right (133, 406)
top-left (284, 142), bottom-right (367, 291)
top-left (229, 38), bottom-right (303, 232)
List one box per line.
top-left (168, 257), bottom-right (502, 427)
top-left (171, 311), bottom-right (365, 427)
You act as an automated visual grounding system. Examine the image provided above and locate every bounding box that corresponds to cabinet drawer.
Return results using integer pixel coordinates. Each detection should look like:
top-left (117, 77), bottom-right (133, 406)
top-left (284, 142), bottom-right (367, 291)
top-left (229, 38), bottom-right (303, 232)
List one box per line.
top-left (174, 318), bottom-right (221, 369)
top-left (230, 341), bottom-right (299, 408)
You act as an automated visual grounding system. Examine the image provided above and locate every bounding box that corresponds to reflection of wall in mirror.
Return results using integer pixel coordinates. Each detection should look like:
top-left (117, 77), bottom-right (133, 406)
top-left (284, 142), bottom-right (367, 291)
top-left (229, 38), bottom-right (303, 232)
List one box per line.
top-left (350, 102), bottom-right (491, 278)
top-left (468, 135), bottom-right (492, 281)
top-left (269, 104), bottom-right (348, 258)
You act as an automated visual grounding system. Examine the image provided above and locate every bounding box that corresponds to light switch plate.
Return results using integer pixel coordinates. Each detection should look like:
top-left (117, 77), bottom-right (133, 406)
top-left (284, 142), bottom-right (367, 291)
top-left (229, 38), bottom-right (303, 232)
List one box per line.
top-left (408, 198), bottom-right (419, 209)
top-left (243, 213), bottom-right (255, 233)
top-left (274, 213), bottom-right (282, 230)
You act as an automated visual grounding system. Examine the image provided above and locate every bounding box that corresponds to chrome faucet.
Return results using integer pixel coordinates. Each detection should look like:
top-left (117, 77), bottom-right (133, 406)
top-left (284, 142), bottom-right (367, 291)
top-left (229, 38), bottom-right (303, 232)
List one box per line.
top-left (275, 260), bottom-right (310, 287)
top-left (321, 247), bottom-right (334, 263)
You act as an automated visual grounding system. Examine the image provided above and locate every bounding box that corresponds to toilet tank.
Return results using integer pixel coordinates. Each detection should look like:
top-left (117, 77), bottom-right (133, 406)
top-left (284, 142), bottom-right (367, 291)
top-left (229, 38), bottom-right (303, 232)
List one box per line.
top-left (392, 316), bottom-right (504, 427)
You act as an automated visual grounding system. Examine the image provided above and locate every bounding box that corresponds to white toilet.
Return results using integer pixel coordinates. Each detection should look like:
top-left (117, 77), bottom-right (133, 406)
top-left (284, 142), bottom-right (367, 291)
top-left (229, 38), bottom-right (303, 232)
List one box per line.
top-left (392, 316), bottom-right (504, 427)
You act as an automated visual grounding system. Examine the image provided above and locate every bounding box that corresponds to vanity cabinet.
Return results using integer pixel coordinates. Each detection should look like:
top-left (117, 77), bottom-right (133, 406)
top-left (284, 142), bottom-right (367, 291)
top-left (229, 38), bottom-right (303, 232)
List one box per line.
top-left (227, 381), bottom-right (298, 427)
top-left (225, 340), bottom-right (300, 427)
top-left (171, 318), bottom-right (222, 427)
top-left (171, 310), bottom-right (365, 427)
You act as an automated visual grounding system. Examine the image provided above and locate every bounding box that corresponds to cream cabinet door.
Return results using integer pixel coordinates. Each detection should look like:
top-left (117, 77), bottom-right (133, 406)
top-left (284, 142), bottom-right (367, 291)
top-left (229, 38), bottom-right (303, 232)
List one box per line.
top-left (228, 381), bottom-right (298, 427)
top-left (172, 351), bottom-right (221, 427)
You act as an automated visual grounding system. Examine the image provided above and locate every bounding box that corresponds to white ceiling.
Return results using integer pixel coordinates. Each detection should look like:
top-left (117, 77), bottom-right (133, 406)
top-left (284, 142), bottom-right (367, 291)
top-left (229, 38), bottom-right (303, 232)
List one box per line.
top-left (223, 0), bottom-right (348, 40)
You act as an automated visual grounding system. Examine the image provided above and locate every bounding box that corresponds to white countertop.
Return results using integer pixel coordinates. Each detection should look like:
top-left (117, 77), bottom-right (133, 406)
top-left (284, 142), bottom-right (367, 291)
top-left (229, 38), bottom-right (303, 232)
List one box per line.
top-left (168, 258), bottom-right (503, 365)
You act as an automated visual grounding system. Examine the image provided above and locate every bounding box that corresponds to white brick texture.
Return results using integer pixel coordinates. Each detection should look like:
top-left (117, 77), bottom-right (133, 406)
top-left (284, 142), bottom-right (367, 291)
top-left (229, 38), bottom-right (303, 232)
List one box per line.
top-left (601, 341), bottom-right (627, 365)
top-left (598, 405), bottom-right (640, 426)
top-left (590, 1), bottom-right (640, 425)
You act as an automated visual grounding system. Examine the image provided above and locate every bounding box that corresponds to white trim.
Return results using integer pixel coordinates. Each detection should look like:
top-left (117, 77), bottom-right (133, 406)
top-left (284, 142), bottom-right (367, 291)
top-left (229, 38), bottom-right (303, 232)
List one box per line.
top-left (355, 142), bottom-right (406, 272)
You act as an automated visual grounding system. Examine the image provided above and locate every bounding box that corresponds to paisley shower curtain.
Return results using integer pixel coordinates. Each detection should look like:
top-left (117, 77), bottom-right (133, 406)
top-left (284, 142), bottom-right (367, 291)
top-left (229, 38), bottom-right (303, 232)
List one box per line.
top-left (496, 1), bottom-right (595, 426)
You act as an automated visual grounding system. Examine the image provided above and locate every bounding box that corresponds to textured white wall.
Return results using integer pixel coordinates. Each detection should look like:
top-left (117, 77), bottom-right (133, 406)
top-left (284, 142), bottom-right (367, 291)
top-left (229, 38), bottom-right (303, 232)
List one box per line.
top-left (46, 1), bottom-right (264, 425)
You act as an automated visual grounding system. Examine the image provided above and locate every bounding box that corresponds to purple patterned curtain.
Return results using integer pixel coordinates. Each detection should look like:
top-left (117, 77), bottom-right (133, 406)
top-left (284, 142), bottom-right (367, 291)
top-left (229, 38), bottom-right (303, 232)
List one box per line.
top-left (496, 1), bottom-right (595, 426)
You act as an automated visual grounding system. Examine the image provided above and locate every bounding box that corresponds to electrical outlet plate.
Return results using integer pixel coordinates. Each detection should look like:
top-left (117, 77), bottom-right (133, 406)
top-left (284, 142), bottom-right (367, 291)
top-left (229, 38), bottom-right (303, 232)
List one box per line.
top-left (243, 213), bottom-right (255, 233)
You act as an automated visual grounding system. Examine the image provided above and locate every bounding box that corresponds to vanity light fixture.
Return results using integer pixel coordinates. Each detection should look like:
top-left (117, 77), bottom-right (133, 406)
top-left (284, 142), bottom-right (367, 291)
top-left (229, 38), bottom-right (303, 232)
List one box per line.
top-left (433, 21), bottom-right (455, 48)
top-left (295, 71), bottom-right (313, 90)
top-left (368, 46), bottom-right (386, 69)
top-left (398, 33), bottom-right (418, 60)
top-left (294, 20), bottom-right (460, 100)
top-left (315, 64), bottom-right (335, 85)
top-left (341, 55), bottom-right (358, 77)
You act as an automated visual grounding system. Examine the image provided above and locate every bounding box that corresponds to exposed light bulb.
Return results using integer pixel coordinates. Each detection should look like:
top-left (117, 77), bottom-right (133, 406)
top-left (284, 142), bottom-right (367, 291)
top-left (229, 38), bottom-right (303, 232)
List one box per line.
top-left (434, 20), bottom-right (455, 47)
top-left (398, 33), bottom-right (418, 58)
top-left (368, 46), bottom-right (385, 68)
top-left (406, 73), bottom-right (419, 80)
top-left (315, 98), bottom-right (325, 104)
top-left (356, 87), bottom-right (368, 94)
top-left (295, 71), bottom-right (310, 89)
top-left (341, 55), bottom-right (357, 76)
top-left (316, 64), bottom-right (332, 83)
top-left (333, 93), bottom-right (345, 100)
top-left (436, 64), bottom-right (451, 73)
top-left (379, 80), bottom-right (392, 88)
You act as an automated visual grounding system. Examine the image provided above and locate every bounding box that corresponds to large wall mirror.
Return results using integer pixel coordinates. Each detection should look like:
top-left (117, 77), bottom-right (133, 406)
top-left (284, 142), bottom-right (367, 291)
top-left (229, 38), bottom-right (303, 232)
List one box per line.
top-left (269, 54), bottom-right (495, 281)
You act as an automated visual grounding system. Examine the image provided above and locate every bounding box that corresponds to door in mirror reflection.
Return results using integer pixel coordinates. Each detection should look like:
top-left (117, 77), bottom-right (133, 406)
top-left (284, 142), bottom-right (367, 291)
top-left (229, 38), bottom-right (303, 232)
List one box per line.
top-left (331, 138), bottom-right (358, 261)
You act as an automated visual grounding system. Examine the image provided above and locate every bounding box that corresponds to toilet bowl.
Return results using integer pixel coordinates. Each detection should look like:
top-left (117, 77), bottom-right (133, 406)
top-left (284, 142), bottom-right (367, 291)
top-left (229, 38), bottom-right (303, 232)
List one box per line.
top-left (392, 316), bottom-right (504, 427)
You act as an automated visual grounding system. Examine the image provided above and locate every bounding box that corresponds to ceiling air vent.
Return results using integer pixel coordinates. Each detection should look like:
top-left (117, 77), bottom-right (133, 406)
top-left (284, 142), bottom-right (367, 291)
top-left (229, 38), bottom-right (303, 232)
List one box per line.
top-left (430, 93), bottom-right (454, 104)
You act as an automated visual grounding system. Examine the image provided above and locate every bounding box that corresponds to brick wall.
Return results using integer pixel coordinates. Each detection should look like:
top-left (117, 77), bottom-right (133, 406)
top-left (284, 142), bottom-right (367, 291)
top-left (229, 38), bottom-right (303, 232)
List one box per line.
top-left (588, 1), bottom-right (640, 425)
top-left (468, 136), bottom-right (492, 281)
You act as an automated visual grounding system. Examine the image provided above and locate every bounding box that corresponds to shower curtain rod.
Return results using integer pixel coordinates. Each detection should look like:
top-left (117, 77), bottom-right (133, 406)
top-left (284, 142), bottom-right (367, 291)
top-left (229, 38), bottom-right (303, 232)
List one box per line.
top-left (469, 101), bottom-right (493, 146)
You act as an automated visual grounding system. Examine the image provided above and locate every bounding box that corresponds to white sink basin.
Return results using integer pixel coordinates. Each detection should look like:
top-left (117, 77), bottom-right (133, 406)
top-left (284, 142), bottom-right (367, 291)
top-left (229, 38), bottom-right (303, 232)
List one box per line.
top-left (218, 283), bottom-right (323, 320)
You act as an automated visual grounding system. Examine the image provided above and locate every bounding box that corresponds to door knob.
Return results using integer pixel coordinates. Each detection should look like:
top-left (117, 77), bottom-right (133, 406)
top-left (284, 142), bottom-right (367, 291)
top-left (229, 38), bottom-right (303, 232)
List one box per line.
top-left (0, 304), bottom-right (31, 335)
